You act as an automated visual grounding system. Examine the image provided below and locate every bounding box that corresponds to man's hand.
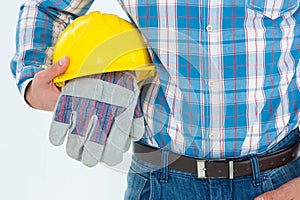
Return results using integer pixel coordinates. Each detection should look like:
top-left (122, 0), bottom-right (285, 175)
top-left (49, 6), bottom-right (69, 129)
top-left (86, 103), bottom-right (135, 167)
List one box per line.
top-left (25, 56), bottom-right (70, 111)
top-left (254, 177), bottom-right (300, 200)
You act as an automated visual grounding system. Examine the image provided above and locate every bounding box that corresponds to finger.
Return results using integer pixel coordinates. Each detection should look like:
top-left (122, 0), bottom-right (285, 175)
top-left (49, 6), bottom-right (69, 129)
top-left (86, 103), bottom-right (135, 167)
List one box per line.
top-left (66, 113), bottom-right (96, 161)
top-left (254, 183), bottom-right (295, 200)
top-left (77, 100), bottom-right (110, 166)
top-left (37, 56), bottom-right (69, 83)
top-left (99, 111), bottom-right (133, 166)
top-left (81, 106), bottom-right (123, 167)
top-left (66, 134), bottom-right (85, 161)
top-left (101, 139), bottom-right (128, 166)
top-left (82, 142), bottom-right (104, 167)
top-left (49, 97), bottom-right (74, 146)
top-left (108, 110), bottom-right (133, 152)
top-left (81, 116), bottom-right (105, 167)
top-left (49, 120), bottom-right (71, 146)
top-left (130, 116), bottom-right (145, 141)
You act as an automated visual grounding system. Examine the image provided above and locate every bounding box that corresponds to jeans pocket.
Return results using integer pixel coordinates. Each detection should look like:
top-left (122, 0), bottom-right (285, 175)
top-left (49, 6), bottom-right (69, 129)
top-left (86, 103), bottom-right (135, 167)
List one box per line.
top-left (262, 156), bottom-right (300, 191)
top-left (125, 167), bottom-right (149, 200)
top-left (246, 0), bottom-right (299, 20)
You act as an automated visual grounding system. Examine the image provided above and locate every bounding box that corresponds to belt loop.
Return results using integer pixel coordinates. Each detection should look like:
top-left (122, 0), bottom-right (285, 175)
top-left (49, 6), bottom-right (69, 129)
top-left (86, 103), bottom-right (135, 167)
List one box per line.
top-left (160, 150), bottom-right (169, 182)
top-left (248, 155), bottom-right (261, 186)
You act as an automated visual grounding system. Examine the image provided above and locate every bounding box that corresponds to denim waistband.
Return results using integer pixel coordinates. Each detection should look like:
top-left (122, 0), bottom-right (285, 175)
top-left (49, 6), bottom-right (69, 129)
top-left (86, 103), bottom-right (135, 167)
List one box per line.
top-left (131, 127), bottom-right (300, 178)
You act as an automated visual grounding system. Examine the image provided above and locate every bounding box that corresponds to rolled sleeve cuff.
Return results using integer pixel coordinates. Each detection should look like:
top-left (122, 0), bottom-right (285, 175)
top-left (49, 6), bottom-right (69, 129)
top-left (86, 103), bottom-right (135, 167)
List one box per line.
top-left (21, 78), bottom-right (33, 106)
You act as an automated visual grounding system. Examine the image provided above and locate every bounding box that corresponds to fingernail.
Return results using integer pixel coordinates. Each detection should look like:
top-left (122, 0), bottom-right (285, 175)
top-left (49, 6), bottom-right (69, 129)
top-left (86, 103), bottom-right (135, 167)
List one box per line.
top-left (254, 197), bottom-right (264, 200)
top-left (58, 56), bottom-right (68, 66)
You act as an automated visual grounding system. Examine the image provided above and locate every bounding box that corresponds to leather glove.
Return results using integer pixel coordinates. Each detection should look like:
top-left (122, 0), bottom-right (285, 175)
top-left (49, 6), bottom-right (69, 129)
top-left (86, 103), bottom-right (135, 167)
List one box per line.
top-left (49, 72), bottom-right (144, 167)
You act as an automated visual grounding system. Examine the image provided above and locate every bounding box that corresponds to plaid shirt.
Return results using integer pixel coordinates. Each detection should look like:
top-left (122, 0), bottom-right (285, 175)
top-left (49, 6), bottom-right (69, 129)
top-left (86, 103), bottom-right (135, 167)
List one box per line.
top-left (11, 0), bottom-right (300, 159)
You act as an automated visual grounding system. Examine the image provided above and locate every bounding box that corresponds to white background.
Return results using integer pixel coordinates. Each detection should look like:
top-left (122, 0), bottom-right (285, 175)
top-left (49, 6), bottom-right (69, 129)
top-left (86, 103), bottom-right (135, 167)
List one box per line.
top-left (0, 1), bottom-right (130, 200)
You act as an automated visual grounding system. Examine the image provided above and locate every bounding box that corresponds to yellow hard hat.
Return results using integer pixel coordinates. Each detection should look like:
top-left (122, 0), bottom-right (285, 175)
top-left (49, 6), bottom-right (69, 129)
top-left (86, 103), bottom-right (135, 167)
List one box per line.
top-left (53, 11), bottom-right (155, 86)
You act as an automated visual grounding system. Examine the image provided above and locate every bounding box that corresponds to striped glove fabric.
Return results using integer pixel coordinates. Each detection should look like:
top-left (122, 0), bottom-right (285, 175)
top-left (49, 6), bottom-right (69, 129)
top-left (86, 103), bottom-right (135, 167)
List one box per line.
top-left (49, 72), bottom-right (145, 167)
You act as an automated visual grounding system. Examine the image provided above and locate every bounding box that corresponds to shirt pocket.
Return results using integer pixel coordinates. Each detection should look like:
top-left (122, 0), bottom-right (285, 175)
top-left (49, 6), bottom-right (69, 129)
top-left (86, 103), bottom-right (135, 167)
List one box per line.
top-left (246, 0), bottom-right (299, 20)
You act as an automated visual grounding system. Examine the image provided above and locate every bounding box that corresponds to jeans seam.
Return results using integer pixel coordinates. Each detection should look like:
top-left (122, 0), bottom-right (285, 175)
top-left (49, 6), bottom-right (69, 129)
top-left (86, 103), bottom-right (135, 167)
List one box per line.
top-left (262, 175), bottom-right (274, 192)
top-left (149, 174), bottom-right (154, 200)
top-left (126, 168), bottom-right (149, 200)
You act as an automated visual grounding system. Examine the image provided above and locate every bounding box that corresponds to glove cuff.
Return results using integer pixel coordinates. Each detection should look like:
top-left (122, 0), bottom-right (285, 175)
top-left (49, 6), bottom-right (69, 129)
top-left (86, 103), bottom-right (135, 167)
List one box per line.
top-left (62, 77), bottom-right (138, 108)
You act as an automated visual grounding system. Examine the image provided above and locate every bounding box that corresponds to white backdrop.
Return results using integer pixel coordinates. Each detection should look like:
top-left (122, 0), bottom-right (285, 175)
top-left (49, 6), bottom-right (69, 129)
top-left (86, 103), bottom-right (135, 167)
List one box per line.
top-left (0, 1), bottom-right (131, 200)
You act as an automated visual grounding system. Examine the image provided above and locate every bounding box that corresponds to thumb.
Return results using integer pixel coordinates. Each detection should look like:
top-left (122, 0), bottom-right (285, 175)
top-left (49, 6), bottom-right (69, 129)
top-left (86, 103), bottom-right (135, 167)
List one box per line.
top-left (41, 56), bottom-right (70, 82)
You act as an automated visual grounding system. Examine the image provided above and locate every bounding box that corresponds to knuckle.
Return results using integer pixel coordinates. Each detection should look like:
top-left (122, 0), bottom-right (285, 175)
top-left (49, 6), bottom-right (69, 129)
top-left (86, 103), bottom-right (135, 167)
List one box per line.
top-left (262, 191), bottom-right (276, 200)
top-left (33, 71), bottom-right (44, 82)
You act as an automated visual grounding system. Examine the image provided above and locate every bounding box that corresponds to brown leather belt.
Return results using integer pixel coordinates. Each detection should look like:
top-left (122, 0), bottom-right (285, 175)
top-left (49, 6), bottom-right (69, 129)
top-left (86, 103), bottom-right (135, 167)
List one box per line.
top-left (133, 139), bottom-right (300, 179)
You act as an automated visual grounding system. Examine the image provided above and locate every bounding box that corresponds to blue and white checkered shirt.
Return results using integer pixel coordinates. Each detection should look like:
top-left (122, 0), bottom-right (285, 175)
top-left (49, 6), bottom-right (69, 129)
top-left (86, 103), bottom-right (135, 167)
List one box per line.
top-left (11, 0), bottom-right (300, 159)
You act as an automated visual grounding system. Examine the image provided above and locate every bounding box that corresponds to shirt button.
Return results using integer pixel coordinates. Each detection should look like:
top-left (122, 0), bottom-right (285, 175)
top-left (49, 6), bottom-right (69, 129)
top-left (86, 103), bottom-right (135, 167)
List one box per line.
top-left (209, 133), bottom-right (216, 139)
top-left (206, 24), bottom-right (213, 32)
top-left (208, 80), bottom-right (214, 87)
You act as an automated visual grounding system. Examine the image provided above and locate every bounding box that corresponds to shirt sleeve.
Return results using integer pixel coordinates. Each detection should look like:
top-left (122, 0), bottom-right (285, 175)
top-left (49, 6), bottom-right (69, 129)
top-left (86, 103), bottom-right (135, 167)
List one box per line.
top-left (10, 0), bottom-right (95, 99)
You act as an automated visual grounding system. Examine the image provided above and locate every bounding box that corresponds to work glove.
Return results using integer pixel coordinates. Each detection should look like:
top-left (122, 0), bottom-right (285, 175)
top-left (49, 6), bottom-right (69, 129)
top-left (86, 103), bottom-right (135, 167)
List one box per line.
top-left (49, 72), bottom-right (145, 167)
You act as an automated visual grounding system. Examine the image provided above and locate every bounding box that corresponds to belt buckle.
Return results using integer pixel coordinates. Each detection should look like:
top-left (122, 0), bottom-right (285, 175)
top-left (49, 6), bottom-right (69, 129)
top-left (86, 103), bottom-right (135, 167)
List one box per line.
top-left (196, 160), bottom-right (207, 178)
top-left (197, 160), bottom-right (234, 179)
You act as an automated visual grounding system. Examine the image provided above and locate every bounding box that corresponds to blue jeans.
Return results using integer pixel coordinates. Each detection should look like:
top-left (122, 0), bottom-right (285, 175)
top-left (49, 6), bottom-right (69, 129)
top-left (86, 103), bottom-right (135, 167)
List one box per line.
top-left (124, 128), bottom-right (300, 200)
